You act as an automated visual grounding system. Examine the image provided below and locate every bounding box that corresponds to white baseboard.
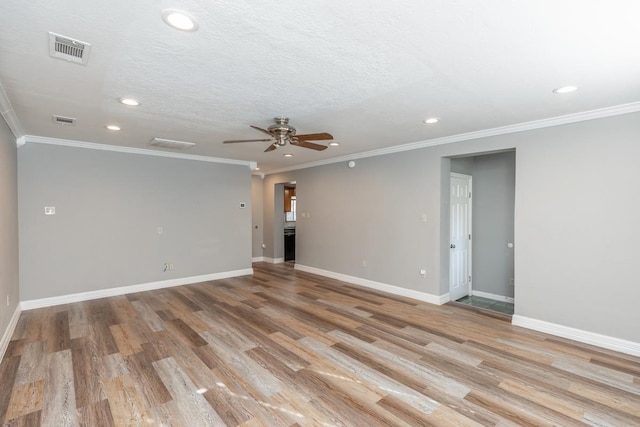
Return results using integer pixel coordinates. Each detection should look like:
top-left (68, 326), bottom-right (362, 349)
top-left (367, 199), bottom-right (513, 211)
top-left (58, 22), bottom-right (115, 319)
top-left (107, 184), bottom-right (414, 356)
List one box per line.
top-left (262, 257), bottom-right (285, 264)
top-left (252, 256), bottom-right (265, 262)
top-left (512, 315), bottom-right (640, 357)
top-left (472, 290), bottom-right (514, 303)
top-left (439, 292), bottom-right (451, 304)
top-left (295, 264), bottom-right (448, 305)
top-left (21, 268), bottom-right (253, 311)
top-left (0, 304), bottom-right (22, 361)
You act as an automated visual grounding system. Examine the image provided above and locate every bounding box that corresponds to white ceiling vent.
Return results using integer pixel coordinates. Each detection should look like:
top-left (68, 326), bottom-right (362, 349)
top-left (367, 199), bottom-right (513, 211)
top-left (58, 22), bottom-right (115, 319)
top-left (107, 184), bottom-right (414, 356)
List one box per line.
top-left (48, 32), bottom-right (91, 65)
top-left (150, 138), bottom-right (196, 150)
top-left (52, 115), bottom-right (76, 125)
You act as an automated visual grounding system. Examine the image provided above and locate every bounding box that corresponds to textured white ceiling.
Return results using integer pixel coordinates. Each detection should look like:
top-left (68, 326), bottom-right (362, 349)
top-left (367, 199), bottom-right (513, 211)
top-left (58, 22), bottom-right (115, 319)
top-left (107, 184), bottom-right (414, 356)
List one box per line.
top-left (1, 0), bottom-right (639, 172)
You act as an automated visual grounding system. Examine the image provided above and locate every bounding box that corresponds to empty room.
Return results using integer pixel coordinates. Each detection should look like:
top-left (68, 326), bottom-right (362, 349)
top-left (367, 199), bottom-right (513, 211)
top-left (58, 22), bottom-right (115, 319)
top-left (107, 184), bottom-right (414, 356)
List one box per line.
top-left (1, 1), bottom-right (639, 425)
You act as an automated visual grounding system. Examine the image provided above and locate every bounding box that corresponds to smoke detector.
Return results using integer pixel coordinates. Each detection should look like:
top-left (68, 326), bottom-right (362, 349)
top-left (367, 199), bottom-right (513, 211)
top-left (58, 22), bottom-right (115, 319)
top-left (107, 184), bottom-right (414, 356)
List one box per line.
top-left (48, 32), bottom-right (91, 65)
top-left (150, 138), bottom-right (196, 150)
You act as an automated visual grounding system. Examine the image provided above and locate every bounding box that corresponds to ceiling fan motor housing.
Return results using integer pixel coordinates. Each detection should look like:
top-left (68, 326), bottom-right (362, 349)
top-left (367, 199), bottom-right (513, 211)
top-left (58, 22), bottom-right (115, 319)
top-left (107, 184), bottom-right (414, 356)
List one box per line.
top-left (268, 117), bottom-right (295, 134)
top-left (268, 117), bottom-right (296, 146)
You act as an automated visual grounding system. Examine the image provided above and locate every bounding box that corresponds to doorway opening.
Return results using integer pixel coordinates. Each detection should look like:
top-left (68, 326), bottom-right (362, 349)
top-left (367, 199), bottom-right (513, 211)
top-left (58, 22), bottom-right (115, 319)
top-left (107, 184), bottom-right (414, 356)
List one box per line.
top-left (270, 182), bottom-right (296, 264)
top-left (448, 150), bottom-right (515, 315)
top-left (284, 184), bottom-right (296, 262)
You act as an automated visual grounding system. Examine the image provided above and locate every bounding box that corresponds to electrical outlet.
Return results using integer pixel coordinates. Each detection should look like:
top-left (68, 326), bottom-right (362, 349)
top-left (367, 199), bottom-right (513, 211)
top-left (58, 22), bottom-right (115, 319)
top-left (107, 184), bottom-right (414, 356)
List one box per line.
top-left (169, 263), bottom-right (174, 271)
top-left (361, 260), bottom-right (367, 268)
top-left (419, 269), bottom-right (427, 277)
top-left (6, 295), bottom-right (9, 307)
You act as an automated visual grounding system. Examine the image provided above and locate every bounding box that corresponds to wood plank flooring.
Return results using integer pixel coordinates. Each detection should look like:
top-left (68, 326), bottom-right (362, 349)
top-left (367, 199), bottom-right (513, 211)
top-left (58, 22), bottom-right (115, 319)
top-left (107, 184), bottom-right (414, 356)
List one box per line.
top-left (1, 262), bottom-right (639, 426)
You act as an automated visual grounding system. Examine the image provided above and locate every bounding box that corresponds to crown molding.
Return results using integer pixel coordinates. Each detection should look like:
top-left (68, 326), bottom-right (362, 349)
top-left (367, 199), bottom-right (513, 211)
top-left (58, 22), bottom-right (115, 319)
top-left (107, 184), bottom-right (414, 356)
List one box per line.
top-left (23, 135), bottom-right (256, 168)
top-left (0, 82), bottom-right (24, 139)
top-left (265, 102), bottom-right (640, 175)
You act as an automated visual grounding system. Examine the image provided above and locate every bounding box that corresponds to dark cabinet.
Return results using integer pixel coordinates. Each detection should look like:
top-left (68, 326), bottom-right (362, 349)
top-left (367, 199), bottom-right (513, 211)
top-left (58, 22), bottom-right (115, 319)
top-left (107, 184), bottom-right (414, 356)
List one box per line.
top-left (284, 228), bottom-right (295, 261)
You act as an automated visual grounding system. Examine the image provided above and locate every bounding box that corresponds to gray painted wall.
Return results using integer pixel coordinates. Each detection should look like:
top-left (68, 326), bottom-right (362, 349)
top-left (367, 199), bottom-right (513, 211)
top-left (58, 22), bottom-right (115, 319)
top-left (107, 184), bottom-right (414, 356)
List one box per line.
top-left (262, 181), bottom-right (284, 261)
top-left (266, 155), bottom-right (436, 289)
top-left (251, 175), bottom-right (264, 258)
top-left (450, 157), bottom-right (474, 175)
top-left (262, 112), bottom-right (640, 343)
top-left (471, 151), bottom-right (515, 298)
top-left (514, 115), bottom-right (639, 342)
top-left (0, 119), bottom-right (19, 341)
top-left (18, 143), bottom-right (252, 301)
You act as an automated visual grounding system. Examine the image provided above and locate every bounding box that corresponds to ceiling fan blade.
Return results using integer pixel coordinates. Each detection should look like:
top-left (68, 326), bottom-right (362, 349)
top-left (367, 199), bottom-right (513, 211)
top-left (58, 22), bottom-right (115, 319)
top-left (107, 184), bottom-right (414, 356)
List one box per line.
top-left (294, 132), bottom-right (333, 141)
top-left (264, 143), bottom-right (278, 152)
top-left (294, 140), bottom-right (328, 151)
top-left (223, 138), bottom-right (273, 143)
top-left (250, 125), bottom-right (273, 136)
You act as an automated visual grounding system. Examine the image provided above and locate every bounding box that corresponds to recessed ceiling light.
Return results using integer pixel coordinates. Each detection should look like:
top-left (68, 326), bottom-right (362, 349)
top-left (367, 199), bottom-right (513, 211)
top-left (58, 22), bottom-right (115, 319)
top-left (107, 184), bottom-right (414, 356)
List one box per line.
top-left (553, 85), bottom-right (578, 94)
top-left (329, 142), bottom-right (339, 146)
top-left (105, 125), bottom-right (121, 131)
top-left (423, 117), bottom-right (439, 124)
top-left (162, 9), bottom-right (198, 31)
top-left (284, 153), bottom-right (293, 157)
top-left (118, 97), bottom-right (140, 106)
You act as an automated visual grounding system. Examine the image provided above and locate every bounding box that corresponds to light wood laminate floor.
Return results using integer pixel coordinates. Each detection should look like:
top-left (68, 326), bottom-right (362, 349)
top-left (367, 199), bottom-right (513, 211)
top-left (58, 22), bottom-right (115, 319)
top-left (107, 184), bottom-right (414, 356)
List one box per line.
top-left (1, 262), bottom-right (639, 426)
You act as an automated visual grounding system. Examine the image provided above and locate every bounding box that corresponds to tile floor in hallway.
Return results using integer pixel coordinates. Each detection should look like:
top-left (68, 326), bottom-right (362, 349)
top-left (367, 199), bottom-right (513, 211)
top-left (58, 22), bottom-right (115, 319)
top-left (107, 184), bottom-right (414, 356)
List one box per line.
top-left (455, 295), bottom-right (514, 315)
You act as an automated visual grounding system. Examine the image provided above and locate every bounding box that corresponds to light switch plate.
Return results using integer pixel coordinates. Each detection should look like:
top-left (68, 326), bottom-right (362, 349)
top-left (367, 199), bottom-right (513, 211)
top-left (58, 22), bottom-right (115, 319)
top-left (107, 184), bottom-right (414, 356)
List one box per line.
top-left (44, 206), bottom-right (56, 215)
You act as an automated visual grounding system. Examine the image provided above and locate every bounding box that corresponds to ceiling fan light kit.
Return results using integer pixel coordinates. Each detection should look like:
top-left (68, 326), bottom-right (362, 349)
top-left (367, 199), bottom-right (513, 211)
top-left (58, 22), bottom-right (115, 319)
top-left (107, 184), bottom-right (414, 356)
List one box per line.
top-left (223, 117), bottom-right (334, 153)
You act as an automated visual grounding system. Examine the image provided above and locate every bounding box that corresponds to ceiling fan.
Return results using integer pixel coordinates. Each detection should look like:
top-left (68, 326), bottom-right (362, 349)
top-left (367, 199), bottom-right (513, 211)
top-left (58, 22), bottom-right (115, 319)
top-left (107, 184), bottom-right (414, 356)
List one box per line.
top-left (223, 117), bottom-right (333, 152)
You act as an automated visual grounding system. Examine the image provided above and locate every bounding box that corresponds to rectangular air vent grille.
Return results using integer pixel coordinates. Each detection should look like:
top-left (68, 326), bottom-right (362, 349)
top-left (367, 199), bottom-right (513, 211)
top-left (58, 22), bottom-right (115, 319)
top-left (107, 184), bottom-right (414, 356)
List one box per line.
top-left (52, 115), bottom-right (76, 125)
top-left (150, 138), bottom-right (196, 150)
top-left (48, 32), bottom-right (91, 65)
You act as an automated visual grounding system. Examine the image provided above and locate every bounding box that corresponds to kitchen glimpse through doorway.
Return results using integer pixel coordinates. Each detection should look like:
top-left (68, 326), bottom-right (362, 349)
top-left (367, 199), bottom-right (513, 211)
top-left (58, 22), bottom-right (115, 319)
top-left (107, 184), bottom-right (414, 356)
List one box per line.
top-left (284, 184), bottom-right (296, 262)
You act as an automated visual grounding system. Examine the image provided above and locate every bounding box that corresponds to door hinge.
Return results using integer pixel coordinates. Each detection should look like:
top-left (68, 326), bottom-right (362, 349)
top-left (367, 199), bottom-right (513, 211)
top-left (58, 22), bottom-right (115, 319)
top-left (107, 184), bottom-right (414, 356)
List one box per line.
top-left (468, 233), bottom-right (471, 240)
top-left (468, 191), bottom-right (471, 198)
top-left (468, 275), bottom-right (472, 283)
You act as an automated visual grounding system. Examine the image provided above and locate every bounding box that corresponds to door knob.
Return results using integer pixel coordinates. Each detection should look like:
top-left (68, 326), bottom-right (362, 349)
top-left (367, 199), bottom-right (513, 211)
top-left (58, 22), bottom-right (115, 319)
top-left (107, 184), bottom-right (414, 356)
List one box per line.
top-left (450, 244), bottom-right (456, 249)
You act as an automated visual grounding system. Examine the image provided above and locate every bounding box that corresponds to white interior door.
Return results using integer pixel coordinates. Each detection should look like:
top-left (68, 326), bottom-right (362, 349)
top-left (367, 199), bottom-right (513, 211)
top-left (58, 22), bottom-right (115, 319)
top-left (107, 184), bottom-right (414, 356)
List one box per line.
top-left (450, 173), bottom-right (472, 301)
